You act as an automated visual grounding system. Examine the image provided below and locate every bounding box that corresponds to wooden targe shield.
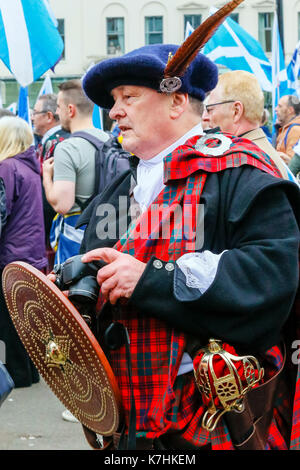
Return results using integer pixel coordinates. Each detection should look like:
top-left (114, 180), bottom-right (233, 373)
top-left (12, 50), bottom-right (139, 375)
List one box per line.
top-left (2, 261), bottom-right (122, 438)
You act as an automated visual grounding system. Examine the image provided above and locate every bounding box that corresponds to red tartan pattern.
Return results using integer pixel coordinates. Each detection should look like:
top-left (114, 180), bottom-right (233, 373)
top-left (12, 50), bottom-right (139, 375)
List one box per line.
top-left (37, 135), bottom-right (66, 174)
top-left (164, 134), bottom-right (282, 184)
top-left (106, 134), bottom-right (298, 449)
top-left (290, 364), bottom-right (300, 449)
top-left (265, 419), bottom-right (288, 450)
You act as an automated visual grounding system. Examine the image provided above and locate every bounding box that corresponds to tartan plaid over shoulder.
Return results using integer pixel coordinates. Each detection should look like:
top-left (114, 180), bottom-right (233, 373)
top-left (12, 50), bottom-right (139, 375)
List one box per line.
top-left (105, 133), bottom-right (298, 449)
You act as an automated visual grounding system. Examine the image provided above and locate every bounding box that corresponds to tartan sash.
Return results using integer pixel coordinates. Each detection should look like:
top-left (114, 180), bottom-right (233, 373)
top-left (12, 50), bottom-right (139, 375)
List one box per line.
top-left (107, 134), bottom-right (292, 448)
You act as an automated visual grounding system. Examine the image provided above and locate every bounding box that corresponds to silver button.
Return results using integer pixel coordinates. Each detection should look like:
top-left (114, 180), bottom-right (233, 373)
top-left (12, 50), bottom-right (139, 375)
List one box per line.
top-left (165, 263), bottom-right (174, 272)
top-left (153, 260), bottom-right (163, 269)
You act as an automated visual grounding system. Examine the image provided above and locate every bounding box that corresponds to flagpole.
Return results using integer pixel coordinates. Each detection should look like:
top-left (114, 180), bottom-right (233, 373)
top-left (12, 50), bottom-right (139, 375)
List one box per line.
top-left (276, 0), bottom-right (284, 55)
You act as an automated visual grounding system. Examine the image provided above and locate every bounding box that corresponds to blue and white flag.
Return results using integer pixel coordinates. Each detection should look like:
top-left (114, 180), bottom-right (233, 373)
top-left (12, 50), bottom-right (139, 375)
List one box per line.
top-left (203, 8), bottom-right (272, 92)
top-left (42, 0), bottom-right (58, 27)
top-left (6, 102), bottom-right (16, 114)
top-left (38, 75), bottom-right (53, 98)
top-left (92, 105), bottom-right (103, 130)
top-left (185, 21), bottom-right (194, 40)
top-left (18, 86), bottom-right (31, 128)
top-left (287, 41), bottom-right (300, 96)
top-left (0, 0), bottom-right (63, 87)
top-left (82, 62), bottom-right (103, 130)
top-left (81, 61), bottom-right (103, 131)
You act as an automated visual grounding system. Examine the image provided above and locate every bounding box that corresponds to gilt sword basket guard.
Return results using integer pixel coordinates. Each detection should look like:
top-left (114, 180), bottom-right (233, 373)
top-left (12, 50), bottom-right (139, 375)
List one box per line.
top-left (2, 261), bottom-right (122, 437)
top-left (194, 339), bottom-right (264, 432)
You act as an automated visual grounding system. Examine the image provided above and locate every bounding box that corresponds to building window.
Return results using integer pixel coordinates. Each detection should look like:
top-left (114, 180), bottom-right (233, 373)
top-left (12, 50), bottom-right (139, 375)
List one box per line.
top-left (184, 14), bottom-right (202, 32)
top-left (145, 16), bottom-right (163, 45)
top-left (57, 19), bottom-right (65, 59)
top-left (107, 18), bottom-right (124, 55)
top-left (258, 12), bottom-right (274, 53)
top-left (230, 13), bottom-right (239, 23)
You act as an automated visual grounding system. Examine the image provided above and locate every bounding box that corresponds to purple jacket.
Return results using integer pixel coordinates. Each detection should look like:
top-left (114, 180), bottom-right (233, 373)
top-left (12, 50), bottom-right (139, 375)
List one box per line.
top-left (0, 146), bottom-right (47, 270)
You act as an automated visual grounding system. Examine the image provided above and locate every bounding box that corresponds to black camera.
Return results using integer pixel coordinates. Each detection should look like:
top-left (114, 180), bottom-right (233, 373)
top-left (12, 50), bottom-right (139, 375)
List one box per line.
top-left (53, 255), bottom-right (106, 328)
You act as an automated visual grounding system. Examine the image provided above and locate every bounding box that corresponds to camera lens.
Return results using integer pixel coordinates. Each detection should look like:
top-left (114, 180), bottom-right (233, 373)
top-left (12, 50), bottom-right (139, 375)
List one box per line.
top-left (68, 276), bottom-right (100, 304)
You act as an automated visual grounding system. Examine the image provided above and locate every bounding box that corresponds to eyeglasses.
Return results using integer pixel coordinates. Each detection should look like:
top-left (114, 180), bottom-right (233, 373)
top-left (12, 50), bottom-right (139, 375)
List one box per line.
top-left (205, 100), bottom-right (235, 113)
top-left (32, 110), bottom-right (48, 116)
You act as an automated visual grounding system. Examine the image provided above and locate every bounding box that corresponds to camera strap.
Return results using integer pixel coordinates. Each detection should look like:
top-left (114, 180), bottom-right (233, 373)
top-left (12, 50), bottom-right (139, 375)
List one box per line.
top-left (104, 321), bottom-right (137, 450)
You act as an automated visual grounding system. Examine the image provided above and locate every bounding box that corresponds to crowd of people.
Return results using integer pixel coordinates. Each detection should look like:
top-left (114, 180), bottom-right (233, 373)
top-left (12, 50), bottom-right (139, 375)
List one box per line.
top-left (0, 21), bottom-right (300, 450)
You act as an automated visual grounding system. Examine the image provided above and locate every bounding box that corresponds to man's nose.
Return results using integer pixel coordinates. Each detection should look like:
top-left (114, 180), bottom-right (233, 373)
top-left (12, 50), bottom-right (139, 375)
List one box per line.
top-left (109, 101), bottom-right (125, 120)
top-left (202, 109), bottom-right (210, 124)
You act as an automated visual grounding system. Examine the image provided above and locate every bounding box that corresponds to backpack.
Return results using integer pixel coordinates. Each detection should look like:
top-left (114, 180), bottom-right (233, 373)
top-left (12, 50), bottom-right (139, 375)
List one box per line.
top-left (284, 123), bottom-right (300, 148)
top-left (72, 131), bottom-right (131, 211)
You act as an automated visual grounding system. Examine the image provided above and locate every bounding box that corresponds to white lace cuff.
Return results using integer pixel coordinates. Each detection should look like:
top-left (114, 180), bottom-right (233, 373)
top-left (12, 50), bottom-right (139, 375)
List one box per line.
top-left (176, 250), bottom-right (227, 294)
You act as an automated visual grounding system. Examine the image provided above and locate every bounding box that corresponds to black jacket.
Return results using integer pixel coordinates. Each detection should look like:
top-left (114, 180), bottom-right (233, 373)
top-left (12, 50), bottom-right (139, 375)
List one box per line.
top-left (77, 164), bottom-right (300, 354)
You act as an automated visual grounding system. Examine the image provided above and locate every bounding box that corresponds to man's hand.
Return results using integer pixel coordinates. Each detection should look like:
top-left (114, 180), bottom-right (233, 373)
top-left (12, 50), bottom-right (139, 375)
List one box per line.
top-left (42, 156), bottom-right (75, 214)
top-left (278, 151), bottom-right (291, 165)
top-left (47, 272), bottom-right (56, 283)
top-left (43, 157), bottom-right (54, 180)
top-left (47, 272), bottom-right (69, 298)
top-left (81, 248), bottom-right (146, 305)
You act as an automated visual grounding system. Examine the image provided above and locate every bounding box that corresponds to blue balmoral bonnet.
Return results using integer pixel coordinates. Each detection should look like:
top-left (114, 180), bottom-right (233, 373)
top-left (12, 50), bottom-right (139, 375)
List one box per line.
top-left (83, 0), bottom-right (244, 109)
top-left (83, 44), bottom-right (218, 109)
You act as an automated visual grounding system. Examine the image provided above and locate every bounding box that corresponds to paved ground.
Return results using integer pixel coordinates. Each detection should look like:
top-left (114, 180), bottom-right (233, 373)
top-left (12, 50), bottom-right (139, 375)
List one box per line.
top-left (0, 377), bottom-right (91, 450)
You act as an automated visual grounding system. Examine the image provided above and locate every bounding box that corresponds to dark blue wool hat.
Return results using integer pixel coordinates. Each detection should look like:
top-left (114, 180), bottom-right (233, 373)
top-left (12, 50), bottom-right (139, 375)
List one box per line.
top-left (82, 44), bottom-right (218, 109)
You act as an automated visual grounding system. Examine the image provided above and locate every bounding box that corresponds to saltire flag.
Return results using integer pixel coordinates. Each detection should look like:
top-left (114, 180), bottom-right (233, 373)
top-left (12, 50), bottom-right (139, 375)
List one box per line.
top-left (203, 7), bottom-right (273, 92)
top-left (92, 105), bottom-right (103, 130)
top-left (0, 0), bottom-right (63, 87)
top-left (38, 75), bottom-right (53, 97)
top-left (287, 41), bottom-right (300, 97)
top-left (184, 21), bottom-right (194, 40)
top-left (6, 102), bottom-right (16, 114)
top-left (82, 62), bottom-right (103, 130)
top-left (42, 0), bottom-right (58, 27)
top-left (18, 86), bottom-right (31, 128)
top-left (18, 86), bottom-right (31, 125)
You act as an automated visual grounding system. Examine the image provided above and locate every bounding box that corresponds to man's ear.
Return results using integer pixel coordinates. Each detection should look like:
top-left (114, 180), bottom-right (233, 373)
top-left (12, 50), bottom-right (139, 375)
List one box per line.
top-left (169, 92), bottom-right (188, 119)
top-left (46, 111), bottom-right (54, 123)
top-left (68, 103), bottom-right (76, 118)
top-left (287, 105), bottom-right (295, 118)
top-left (232, 101), bottom-right (244, 123)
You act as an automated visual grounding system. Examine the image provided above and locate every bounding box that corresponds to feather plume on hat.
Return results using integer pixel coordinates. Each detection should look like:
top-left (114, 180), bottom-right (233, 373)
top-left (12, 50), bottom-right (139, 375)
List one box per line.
top-left (160, 0), bottom-right (245, 93)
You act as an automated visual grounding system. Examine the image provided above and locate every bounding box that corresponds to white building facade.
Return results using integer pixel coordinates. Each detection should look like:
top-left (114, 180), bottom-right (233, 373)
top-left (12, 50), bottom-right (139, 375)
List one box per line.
top-left (0, 0), bottom-right (299, 106)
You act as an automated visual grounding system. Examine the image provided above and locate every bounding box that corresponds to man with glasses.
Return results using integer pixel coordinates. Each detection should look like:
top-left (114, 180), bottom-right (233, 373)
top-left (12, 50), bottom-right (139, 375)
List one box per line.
top-left (202, 70), bottom-right (296, 181)
top-left (32, 93), bottom-right (70, 171)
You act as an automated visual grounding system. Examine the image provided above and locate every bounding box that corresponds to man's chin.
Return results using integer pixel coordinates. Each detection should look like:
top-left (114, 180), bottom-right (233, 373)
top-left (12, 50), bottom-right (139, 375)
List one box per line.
top-left (121, 136), bottom-right (135, 153)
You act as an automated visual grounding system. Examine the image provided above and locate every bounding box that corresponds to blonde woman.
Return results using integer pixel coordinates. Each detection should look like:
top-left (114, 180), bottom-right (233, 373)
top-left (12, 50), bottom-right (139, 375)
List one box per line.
top-left (0, 116), bottom-right (47, 387)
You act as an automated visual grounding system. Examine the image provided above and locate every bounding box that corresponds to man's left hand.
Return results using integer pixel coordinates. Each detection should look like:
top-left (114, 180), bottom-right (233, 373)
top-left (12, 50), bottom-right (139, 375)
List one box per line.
top-left (81, 248), bottom-right (146, 305)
